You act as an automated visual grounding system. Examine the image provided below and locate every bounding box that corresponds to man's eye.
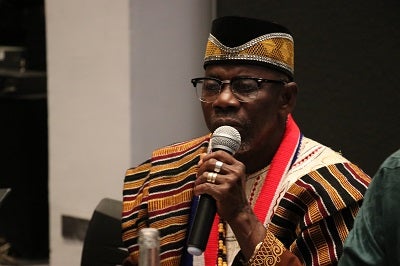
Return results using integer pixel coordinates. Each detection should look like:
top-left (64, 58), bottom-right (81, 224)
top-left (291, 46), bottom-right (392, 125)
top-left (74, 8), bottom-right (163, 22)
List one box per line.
top-left (204, 83), bottom-right (219, 92)
top-left (234, 81), bottom-right (257, 93)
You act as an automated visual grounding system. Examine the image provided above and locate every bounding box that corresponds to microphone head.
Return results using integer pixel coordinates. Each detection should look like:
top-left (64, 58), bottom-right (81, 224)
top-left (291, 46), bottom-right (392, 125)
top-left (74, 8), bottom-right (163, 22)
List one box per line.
top-left (211, 126), bottom-right (241, 155)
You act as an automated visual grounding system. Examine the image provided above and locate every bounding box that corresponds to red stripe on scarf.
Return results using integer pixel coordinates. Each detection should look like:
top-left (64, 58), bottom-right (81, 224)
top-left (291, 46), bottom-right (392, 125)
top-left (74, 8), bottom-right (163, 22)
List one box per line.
top-left (253, 114), bottom-right (300, 222)
top-left (204, 215), bottom-right (220, 265)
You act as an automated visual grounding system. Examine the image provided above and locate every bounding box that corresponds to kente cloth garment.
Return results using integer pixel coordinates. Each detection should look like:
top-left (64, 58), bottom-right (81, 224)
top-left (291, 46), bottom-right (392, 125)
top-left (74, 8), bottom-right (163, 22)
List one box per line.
top-left (122, 119), bottom-right (371, 266)
top-left (338, 149), bottom-right (400, 266)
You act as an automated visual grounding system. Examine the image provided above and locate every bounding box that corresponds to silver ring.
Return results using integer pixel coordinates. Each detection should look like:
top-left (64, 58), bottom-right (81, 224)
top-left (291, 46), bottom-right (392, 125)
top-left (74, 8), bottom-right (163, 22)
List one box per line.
top-left (214, 161), bottom-right (223, 173)
top-left (207, 172), bottom-right (217, 184)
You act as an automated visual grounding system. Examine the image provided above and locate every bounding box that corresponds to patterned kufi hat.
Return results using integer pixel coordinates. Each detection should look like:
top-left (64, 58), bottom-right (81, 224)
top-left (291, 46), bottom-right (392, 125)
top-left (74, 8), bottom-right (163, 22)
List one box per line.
top-left (204, 16), bottom-right (294, 80)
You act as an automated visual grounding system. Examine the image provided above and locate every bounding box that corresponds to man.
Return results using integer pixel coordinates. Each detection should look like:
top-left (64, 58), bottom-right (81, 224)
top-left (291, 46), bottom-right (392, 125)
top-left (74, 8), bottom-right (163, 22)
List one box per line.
top-left (122, 16), bottom-right (371, 266)
top-left (338, 149), bottom-right (400, 266)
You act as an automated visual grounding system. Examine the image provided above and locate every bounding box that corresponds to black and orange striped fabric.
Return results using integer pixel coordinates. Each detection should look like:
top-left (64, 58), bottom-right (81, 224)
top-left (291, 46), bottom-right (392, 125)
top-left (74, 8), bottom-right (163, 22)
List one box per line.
top-left (121, 135), bottom-right (370, 266)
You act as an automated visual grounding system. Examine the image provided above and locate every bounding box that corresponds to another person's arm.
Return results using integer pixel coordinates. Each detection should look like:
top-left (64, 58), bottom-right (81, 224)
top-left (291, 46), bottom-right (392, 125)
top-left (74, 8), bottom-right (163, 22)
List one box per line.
top-left (339, 153), bottom-right (400, 266)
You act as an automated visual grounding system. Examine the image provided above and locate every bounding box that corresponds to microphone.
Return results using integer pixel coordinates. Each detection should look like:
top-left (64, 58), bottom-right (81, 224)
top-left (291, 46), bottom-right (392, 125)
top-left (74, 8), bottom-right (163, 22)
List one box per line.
top-left (187, 126), bottom-right (241, 256)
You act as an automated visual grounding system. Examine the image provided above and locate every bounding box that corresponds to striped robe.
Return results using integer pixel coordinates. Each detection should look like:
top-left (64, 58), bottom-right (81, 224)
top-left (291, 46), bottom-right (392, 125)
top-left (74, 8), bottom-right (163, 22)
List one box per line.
top-left (122, 135), bottom-right (370, 266)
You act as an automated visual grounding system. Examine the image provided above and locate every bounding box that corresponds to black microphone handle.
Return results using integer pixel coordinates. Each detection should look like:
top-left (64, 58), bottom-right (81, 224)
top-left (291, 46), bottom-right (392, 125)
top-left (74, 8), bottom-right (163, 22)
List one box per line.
top-left (187, 193), bottom-right (216, 255)
top-left (186, 125), bottom-right (241, 256)
top-left (187, 147), bottom-right (232, 255)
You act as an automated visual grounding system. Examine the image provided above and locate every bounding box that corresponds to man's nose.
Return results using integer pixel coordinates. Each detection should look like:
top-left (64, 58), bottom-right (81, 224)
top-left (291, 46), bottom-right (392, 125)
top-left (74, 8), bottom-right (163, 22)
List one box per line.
top-left (213, 84), bottom-right (240, 107)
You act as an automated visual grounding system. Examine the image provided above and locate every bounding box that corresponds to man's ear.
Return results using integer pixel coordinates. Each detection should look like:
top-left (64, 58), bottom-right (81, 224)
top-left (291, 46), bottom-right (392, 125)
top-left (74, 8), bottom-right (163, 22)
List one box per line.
top-left (279, 82), bottom-right (298, 114)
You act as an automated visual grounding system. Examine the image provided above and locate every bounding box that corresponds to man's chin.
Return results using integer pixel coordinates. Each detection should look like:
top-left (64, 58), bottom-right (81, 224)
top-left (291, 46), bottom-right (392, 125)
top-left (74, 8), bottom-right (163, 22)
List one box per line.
top-left (235, 142), bottom-right (250, 157)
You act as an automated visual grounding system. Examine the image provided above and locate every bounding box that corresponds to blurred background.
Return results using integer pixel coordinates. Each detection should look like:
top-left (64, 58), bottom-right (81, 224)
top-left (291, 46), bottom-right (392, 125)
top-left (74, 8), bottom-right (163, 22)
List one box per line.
top-left (0, 0), bottom-right (398, 265)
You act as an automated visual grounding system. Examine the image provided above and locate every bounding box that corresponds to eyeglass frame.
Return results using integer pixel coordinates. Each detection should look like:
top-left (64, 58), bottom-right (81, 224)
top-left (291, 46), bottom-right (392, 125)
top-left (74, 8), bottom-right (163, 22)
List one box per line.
top-left (191, 76), bottom-right (288, 103)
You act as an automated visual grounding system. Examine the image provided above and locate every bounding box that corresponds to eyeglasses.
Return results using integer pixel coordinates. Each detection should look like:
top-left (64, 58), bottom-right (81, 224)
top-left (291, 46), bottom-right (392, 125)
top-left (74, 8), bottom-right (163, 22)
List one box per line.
top-left (191, 77), bottom-right (287, 103)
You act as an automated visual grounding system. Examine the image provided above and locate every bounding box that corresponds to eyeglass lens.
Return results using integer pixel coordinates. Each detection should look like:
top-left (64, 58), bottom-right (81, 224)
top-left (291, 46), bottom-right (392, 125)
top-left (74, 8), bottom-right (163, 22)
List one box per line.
top-left (195, 78), bottom-right (259, 102)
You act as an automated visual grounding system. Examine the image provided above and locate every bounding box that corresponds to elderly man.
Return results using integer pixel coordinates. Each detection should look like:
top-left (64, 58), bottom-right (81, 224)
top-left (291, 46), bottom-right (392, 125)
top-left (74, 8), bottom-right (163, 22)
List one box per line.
top-left (122, 16), bottom-right (371, 266)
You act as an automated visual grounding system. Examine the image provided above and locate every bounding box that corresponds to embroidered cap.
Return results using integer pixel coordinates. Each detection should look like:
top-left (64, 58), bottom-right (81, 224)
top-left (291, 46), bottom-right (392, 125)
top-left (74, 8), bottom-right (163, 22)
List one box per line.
top-left (204, 16), bottom-right (295, 80)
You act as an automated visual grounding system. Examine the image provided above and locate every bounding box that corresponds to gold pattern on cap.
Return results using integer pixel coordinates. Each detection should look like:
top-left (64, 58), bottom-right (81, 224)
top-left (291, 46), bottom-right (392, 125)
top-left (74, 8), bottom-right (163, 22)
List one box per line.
top-left (204, 33), bottom-right (294, 77)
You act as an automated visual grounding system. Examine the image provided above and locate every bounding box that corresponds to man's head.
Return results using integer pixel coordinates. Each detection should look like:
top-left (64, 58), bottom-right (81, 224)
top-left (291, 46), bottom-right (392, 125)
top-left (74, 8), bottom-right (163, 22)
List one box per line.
top-left (197, 16), bottom-right (298, 170)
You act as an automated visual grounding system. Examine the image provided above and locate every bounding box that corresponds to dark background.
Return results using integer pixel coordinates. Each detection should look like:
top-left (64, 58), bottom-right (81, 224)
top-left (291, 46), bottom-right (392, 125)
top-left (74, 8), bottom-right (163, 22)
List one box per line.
top-left (0, 0), bottom-right (46, 70)
top-left (218, 1), bottom-right (400, 176)
top-left (0, 0), bottom-right (48, 261)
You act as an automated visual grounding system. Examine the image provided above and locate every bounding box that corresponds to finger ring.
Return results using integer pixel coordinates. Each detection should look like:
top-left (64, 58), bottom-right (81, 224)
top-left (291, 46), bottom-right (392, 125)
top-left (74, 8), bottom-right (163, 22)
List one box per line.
top-left (214, 161), bottom-right (223, 173)
top-left (211, 172), bottom-right (217, 183)
top-left (207, 172), bottom-right (217, 184)
top-left (207, 172), bottom-right (213, 182)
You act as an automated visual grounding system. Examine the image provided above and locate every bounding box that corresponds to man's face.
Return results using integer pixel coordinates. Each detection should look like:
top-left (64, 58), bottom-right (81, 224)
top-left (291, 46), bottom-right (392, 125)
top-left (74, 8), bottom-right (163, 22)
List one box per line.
top-left (201, 64), bottom-right (295, 156)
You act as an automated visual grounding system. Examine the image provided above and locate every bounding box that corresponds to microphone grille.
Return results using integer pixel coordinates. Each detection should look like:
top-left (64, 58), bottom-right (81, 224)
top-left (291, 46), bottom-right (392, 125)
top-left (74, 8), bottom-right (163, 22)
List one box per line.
top-left (211, 126), bottom-right (241, 155)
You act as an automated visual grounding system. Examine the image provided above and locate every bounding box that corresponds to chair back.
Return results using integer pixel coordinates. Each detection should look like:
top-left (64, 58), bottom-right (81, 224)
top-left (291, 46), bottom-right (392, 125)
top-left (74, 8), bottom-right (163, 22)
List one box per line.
top-left (81, 198), bottom-right (128, 266)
